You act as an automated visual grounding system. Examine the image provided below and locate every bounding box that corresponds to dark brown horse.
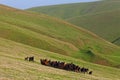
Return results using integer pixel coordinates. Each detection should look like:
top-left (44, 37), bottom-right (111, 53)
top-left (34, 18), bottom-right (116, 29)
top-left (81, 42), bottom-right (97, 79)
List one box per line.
top-left (89, 71), bottom-right (93, 75)
top-left (40, 58), bottom-right (92, 75)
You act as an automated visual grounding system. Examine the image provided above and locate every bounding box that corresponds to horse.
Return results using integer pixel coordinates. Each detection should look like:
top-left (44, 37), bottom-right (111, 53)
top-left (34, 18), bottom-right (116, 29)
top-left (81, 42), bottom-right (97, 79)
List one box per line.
top-left (28, 56), bottom-right (34, 61)
top-left (89, 71), bottom-right (92, 75)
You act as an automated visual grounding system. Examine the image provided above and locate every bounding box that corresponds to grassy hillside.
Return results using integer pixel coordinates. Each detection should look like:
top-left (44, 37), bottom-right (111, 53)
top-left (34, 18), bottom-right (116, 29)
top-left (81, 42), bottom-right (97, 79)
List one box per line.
top-left (27, 0), bottom-right (120, 19)
top-left (0, 37), bottom-right (120, 80)
top-left (0, 4), bottom-right (120, 80)
top-left (27, 1), bottom-right (103, 19)
top-left (0, 4), bottom-right (120, 66)
top-left (27, 0), bottom-right (120, 46)
top-left (67, 9), bottom-right (120, 45)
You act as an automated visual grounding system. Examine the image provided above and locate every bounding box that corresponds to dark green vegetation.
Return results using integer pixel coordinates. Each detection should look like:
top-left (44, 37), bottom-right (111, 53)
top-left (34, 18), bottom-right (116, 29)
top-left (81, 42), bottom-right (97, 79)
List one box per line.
top-left (0, 4), bottom-right (120, 80)
top-left (27, 0), bottom-right (120, 46)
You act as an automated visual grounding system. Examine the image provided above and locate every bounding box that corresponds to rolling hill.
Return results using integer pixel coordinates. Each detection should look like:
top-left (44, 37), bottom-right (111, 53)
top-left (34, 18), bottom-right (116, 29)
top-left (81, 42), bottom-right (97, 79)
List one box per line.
top-left (67, 9), bottom-right (120, 46)
top-left (27, 0), bottom-right (120, 46)
top-left (0, 4), bottom-right (120, 80)
top-left (27, 0), bottom-right (120, 19)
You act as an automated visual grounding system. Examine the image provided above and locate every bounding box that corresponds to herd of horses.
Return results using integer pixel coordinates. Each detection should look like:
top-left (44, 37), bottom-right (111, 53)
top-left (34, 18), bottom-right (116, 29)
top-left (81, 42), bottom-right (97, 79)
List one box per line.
top-left (25, 56), bottom-right (93, 75)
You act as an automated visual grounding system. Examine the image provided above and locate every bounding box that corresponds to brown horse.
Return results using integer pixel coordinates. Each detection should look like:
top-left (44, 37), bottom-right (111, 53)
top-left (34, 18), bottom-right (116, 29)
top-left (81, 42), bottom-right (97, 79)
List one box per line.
top-left (25, 57), bottom-right (28, 60)
top-left (40, 58), bottom-right (92, 75)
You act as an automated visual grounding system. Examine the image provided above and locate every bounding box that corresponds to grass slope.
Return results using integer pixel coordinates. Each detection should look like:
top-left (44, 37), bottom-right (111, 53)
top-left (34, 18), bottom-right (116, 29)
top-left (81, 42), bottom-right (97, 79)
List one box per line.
top-left (0, 37), bottom-right (120, 80)
top-left (0, 4), bottom-right (120, 80)
top-left (27, 0), bottom-right (120, 19)
top-left (0, 5), bottom-right (120, 67)
top-left (27, 0), bottom-right (120, 46)
top-left (67, 9), bottom-right (120, 45)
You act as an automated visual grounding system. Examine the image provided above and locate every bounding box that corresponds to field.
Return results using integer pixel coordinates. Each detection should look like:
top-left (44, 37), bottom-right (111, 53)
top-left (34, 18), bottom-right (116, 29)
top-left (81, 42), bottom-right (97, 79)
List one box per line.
top-left (0, 4), bottom-right (120, 80)
top-left (0, 38), bottom-right (120, 80)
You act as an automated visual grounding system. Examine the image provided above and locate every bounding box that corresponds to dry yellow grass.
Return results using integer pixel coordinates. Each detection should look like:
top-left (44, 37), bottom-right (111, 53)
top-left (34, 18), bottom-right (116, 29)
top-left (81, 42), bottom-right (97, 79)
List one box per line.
top-left (0, 37), bottom-right (120, 80)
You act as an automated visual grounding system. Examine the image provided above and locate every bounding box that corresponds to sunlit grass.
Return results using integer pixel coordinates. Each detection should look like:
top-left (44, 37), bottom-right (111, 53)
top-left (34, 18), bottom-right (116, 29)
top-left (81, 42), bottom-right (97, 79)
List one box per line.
top-left (0, 38), bottom-right (120, 80)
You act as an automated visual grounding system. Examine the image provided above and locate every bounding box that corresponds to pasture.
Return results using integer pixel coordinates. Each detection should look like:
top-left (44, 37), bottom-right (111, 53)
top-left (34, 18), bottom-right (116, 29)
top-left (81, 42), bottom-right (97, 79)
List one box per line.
top-left (0, 4), bottom-right (120, 80)
top-left (0, 37), bottom-right (120, 80)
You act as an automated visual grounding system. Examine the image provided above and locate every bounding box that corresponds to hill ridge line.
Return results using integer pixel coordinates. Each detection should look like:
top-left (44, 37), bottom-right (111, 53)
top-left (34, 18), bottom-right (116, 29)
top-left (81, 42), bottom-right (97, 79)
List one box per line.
top-left (66, 8), bottom-right (120, 21)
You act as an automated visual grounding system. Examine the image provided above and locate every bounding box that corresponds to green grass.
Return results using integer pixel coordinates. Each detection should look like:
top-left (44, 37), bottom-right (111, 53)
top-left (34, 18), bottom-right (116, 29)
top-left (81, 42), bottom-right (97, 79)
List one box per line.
top-left (27, 0), bottom-right (120, 19)
top-left (67, 9), bottom-right (120, 44)
top-left (0, 4), bottom-right (120, 79)
top-left (27, 2), bottom-right (98, 19)
top-left (27, 0), bottom-right (120, 46)
top-left (0, 4), bottom-right (120, 66)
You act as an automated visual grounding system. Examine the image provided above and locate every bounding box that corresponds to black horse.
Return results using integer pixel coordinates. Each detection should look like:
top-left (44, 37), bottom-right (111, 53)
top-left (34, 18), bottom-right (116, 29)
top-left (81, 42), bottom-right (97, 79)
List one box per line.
top-left (25, 56), bottom-right (34, 61)
top-left (89, 71), bottom-right (93, 75)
